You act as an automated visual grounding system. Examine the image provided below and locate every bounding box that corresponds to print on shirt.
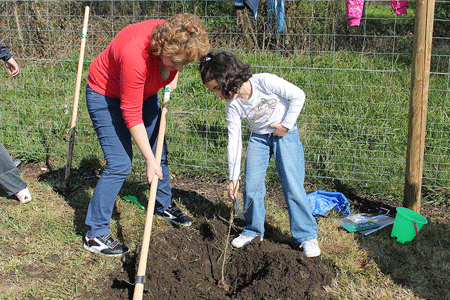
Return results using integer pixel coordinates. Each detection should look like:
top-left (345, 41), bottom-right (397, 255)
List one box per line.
top-left (247, 98), bottom-right (278, 123)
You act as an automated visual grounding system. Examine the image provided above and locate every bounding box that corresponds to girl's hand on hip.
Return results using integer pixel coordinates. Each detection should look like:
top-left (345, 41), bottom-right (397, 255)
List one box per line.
top-left (269, 124), bottom-right (288, 137)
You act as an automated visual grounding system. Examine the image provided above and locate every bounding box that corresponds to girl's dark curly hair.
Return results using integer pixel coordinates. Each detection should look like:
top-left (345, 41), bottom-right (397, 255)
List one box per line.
top-left (199, 52), bottom-right (252, 100)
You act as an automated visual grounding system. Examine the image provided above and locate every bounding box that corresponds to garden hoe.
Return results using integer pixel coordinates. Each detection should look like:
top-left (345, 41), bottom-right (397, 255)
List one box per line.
top-left (133, 86), bottom-right (171, 300)
top-left (64, 5), bottom-right (90, 192)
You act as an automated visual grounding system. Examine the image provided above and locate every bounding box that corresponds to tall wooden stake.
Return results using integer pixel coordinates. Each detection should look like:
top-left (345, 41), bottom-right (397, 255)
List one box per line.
top-left (403, 0), bottom-right (436, 212)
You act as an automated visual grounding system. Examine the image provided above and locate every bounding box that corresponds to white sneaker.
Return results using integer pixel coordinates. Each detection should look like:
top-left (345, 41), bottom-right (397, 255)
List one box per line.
top-left (16, 188), bottom-right (32, 204)
top-left (231, 234), bottom-right (262, 248)
top-left (13, 159), bottom-right (21, 168)
top-left (300, 238), bottom-right (321, 257)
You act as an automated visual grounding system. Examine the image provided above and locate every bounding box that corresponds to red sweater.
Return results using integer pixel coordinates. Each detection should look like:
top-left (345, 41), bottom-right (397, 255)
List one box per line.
top-left (87, 19), bottom-right (177, 128)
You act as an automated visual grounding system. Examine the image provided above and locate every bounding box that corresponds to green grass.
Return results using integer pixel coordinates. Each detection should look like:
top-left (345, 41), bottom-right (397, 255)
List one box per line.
top-left (1, 49), bottom-right (449, 204)
top-left (1, 172), bottom-right (449, 299)
top-left (177, 50), bottom-right (448, 202)
top-left (0, 1), bottom-right (448, 203)
top-left (1, 2), bottom-right (449, 298)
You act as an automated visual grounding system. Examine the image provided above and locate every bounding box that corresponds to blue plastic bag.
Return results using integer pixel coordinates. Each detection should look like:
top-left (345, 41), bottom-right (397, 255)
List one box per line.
top-left (307, 190), bottom-right (350, 218)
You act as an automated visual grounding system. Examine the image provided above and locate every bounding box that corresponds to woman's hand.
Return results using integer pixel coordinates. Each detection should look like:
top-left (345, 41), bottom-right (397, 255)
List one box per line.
top-left (146, 158), bottom-right (163, 184)
top-left (167, 72), bottom-right (179, 92)
top-left (227, 180), bottom-right (239, 201)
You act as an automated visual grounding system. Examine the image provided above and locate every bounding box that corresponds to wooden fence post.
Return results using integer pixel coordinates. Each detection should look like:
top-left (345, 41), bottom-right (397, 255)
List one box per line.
top-left (403, 0), bottom-right (436, 212)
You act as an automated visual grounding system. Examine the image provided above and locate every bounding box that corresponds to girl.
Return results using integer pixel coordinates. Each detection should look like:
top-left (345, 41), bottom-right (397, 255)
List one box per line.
top-left (199, 52), bottom-right (320, 257)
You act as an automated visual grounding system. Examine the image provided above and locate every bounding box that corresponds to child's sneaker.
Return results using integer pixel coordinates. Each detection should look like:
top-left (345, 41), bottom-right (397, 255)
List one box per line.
top-left (83, 234), bottom-right (129, 257)
top-left (299, 238), bottom-right (321, 257)
top-left (16, 187), bottom-right (32, 204)
top-left (156, 203), bottom-right (193, 227)
top-left (231, 234), bottom-right (262, 248)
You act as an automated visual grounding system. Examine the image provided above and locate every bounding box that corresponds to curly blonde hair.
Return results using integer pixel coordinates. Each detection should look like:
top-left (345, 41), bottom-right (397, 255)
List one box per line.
top-left (151, 13), bottom-right (210, 65)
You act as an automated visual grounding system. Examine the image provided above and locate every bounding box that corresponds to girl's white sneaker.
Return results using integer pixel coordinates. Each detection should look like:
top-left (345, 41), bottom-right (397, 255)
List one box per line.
top-left (300, 238), bottom-right (321, 257)
top-left (16, 188), bottom-right (32, 203)
top-left (231, 234), bottom-right (263, 248)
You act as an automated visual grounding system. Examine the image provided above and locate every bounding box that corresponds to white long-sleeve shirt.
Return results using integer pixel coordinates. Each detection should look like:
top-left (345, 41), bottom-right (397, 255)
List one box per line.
top-left (227, 73), bottom-right (306, 180)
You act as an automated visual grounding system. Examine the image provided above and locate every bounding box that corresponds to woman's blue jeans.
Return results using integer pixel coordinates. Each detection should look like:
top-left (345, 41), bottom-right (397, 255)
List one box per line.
top-left (242, 126), bottom-right (318, 243)
top-left (84, 84), bottom-right (172, 238)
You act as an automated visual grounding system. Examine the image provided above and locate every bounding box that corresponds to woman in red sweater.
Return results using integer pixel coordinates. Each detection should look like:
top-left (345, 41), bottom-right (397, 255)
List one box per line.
top-left (83, 13), bottom-right (210, 257)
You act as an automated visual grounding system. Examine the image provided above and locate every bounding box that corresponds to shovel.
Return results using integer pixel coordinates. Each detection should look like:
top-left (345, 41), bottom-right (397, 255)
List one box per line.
top-left (64, 6), bottom-right (90, 191)
top-left (133, 86), bottom-right (171, 300)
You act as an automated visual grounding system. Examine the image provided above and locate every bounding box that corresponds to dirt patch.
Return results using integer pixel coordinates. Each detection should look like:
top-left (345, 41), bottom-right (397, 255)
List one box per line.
top-left (15, 161), bottom-right (450, 299)
top-left (85, 218), bottom-right (336, 300)
top-left (17, 161), bottom-right (337, 299)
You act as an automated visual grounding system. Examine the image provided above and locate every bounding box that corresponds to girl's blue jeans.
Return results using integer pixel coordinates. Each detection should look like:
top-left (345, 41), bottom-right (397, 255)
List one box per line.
top-left (242, 125), bottom-right (318, 243)
top-left (84, 84), bottom-right (172, 238)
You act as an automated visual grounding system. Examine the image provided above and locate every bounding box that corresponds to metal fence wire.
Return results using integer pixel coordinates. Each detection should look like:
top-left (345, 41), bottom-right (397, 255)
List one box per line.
top-left (0, 0), bottom-right (449, 200)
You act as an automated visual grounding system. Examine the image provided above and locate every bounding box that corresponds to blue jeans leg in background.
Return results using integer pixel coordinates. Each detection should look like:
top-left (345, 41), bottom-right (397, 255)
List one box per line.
top-left (84, 85), bottom-right (172, 238)
top-left (0, 141), bottom-right (27, 196)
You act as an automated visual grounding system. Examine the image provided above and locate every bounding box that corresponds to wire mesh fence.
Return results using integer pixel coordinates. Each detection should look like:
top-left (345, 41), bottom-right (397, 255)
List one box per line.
top-left (0, 0), bottom-right (449, 200)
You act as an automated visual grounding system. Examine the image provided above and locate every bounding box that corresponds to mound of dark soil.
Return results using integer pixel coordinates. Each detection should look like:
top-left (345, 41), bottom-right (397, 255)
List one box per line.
top-left (17, 161), bottom-right (450, 299)
top-left (96, 218), bottom-right (336, 300)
